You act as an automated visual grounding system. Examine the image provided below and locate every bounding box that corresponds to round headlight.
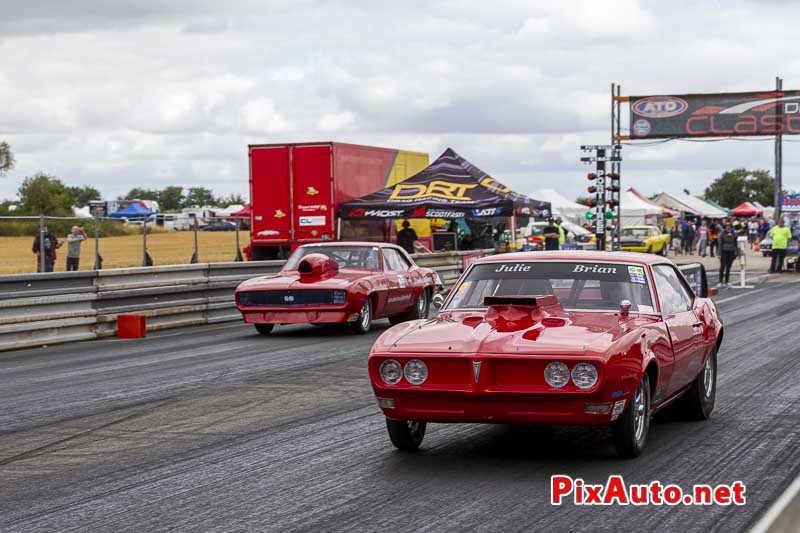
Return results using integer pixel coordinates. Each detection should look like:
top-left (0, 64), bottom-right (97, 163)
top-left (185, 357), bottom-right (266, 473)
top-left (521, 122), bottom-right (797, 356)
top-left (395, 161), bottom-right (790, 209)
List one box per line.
top-left (379, 359), bottom-right (403, 385)
top-left (544, 362), bottom-right (570, 388)
top-left (571, 363), bottom-right (599, 389)
top-left (403, 359), bottom-right (428, 385)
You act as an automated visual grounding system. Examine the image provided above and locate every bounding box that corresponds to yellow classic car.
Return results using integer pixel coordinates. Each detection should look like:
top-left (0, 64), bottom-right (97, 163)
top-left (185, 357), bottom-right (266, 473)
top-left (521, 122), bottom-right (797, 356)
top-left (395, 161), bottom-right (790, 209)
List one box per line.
top-left (620, 225), bottom-right (670, 255)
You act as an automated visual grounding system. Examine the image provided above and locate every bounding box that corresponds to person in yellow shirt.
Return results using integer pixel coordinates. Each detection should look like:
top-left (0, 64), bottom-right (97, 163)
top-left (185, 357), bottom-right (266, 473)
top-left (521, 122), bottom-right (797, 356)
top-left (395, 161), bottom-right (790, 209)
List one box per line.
top-left (555, 217), bottom-right (566, 246)
top-left (769, 219), bottom-right (792, 273)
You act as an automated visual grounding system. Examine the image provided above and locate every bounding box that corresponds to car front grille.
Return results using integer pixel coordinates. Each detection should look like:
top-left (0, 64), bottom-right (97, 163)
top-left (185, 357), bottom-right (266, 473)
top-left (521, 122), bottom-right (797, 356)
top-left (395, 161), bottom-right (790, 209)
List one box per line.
top-left (238, 290), bottom-right (346, 307)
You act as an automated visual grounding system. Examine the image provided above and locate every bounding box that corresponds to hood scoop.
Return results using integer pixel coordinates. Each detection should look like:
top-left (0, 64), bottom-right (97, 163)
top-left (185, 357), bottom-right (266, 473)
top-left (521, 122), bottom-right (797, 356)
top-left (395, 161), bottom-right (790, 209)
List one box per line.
top-left (483, 294), bottom-right (562, 332)
top-left (297, 253), bottom-right (339, 280)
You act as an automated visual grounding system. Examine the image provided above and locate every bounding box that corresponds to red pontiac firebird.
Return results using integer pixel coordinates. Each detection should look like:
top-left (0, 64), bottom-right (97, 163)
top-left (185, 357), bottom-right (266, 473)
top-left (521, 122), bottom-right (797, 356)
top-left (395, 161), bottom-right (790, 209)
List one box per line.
top-left (369, 251), bottom-right (723, 457)
top-left (235, 242), bottom-right (442, 335)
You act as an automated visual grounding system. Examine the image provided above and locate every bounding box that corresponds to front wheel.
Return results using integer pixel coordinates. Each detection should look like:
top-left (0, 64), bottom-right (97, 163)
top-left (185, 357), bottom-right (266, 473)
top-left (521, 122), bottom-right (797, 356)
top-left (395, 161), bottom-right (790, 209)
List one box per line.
top-left (386, 418), bottom-right (426, 451)
top-left (612, 377), bottom-right (650, 458)
top-left (677, 349), bottom-right (716, 420)
top-left (351, 298), bottom-right (372, 334)
top-left (254, 323), bottom-right (274, 335)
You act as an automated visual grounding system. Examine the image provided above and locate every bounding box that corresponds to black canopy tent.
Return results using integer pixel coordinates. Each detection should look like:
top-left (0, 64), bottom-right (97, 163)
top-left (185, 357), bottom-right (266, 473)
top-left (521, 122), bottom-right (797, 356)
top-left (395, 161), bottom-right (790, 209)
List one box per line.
top-left (339, 148), bottom-right (551, 221)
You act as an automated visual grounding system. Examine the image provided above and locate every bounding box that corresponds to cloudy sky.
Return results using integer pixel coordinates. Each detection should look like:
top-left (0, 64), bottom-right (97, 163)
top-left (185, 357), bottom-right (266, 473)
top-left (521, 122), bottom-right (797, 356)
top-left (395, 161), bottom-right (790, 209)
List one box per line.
top-left (2, 0), bottom-right (800, 204)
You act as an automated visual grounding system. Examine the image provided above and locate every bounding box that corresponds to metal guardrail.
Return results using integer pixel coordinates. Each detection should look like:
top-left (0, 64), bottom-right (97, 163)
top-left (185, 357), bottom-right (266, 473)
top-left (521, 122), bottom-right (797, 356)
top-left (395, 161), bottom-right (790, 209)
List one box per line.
top-left (0, 249), bottom-right (489, 352)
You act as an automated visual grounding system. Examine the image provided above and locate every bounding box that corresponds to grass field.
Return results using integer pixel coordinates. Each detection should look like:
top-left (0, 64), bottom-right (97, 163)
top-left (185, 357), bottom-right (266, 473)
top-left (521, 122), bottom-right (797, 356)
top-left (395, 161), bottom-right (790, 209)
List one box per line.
top-left (0, 231), bottom-right (246, 274)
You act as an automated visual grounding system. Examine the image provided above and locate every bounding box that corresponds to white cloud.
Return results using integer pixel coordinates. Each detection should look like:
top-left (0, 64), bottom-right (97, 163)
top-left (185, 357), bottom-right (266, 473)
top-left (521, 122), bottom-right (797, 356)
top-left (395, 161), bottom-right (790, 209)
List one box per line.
top-left (1, 0), bottom-right (799, 204)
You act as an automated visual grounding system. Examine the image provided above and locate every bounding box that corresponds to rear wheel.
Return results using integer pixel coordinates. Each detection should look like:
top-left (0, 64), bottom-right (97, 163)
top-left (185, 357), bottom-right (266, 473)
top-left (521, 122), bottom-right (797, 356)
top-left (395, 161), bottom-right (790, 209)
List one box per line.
top-left (677, 349), bottom-right (716, 420)
top-left (613, 377), bottom-right (650, 458)
top-left (351, 298), bottom-right (372, 334)
top-left (254, 323), bottom-right (274, 335)
top-left (389, 289), bottom-right (430, 325)
top-left (386, 418), bottom-right (426, 451)
top-left (660, 243), bottom-right (668, 256)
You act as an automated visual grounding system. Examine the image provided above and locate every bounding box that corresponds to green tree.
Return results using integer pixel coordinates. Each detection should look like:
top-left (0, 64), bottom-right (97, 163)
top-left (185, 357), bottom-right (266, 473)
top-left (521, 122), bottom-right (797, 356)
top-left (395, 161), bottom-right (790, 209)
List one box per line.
top-left (704, 168), bottom-right (775, 207)
top-left (216, 193), bottom-right (246, 208)
top-left (0, 141), bottom-right (14, 176)
top-left (183, 187), bottom-right (216, 207)
top-left (67, 185), bottom-right (101, 207)
top-left (121, 187), bottom-right (160, 201)
top-left (17, 173), bottom-right (75, 216)
top-left (157, 186), bottom-right (185, 211)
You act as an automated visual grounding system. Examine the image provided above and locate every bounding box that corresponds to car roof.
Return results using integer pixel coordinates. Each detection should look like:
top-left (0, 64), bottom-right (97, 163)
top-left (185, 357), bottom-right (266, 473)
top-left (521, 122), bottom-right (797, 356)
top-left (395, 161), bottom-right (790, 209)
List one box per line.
top-left (478, 250), bottom-right (672, 266)
top-left (298, 241), bottom-right (397, 249)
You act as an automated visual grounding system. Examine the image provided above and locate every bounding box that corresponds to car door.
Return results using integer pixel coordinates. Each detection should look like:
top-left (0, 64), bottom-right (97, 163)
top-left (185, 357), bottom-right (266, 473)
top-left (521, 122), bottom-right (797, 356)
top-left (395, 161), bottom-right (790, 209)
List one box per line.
top-left (382, 247), bottom-right (416, 314)
top-left (652, 264), bottom-right (704, 395)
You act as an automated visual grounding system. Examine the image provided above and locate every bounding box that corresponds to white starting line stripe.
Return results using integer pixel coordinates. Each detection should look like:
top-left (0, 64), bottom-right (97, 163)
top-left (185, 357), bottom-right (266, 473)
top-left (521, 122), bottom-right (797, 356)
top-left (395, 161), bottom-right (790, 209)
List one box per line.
top-left (750, 474), bottom-right (800, 533)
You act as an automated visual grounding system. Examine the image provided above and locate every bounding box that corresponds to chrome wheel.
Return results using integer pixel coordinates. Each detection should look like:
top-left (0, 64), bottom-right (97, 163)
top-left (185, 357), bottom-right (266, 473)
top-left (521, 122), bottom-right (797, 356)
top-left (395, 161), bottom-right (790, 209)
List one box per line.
top-left (702, 355), bottom-right (714, 399)
top-left (351, 298), bottom-right (372, 334)
top-left (633, 381), bottom-right (647, 442)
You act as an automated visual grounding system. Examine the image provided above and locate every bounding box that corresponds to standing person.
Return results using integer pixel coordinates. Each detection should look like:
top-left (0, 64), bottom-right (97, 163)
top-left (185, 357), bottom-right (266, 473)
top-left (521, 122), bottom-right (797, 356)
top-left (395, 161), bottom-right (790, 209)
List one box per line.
top-left (697, 220), bottom-right (709, 257)
top-left (768, 218), bottom-right (792, 273)
top-left (66, 225), bottom-right (88, 271)
top-left (717, 221), bottom-right (738, 288)
top-left (31, 226), bottom-right (62, 272)
top-left (747, 217), bottom-right (758, 249)
top-left (682, 219), bottom-right (696, 255)
top-left (709, 218), bottom-right (720, 257)
top-left (396, 220), bottom-right (418, 255)
top-left (554, 217), bottom-right (566, 247)
top-left (543, 217), bottom-right (560, 251)
top-left (670, 222), bottom-right (682, 255)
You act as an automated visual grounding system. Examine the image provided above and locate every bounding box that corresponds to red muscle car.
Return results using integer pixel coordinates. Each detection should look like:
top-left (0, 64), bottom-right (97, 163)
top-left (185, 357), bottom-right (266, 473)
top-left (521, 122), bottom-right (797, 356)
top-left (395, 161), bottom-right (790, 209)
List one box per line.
top-left (369, 251), bottom-right (722, 457)
top-left (235, 242), bottom-right (442, 335)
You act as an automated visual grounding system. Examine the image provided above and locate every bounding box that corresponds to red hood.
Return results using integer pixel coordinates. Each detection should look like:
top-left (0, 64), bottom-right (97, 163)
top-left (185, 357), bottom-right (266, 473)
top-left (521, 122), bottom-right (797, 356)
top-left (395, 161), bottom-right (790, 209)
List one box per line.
top-left (376, 308), bottom-right (646, 357)
top-left (237, 268), bottom-right (373, 291)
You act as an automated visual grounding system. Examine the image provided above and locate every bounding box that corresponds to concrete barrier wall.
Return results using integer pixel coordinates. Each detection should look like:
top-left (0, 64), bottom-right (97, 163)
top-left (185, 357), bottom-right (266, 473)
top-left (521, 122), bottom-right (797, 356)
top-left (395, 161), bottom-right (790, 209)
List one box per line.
top-left (0, 249), bottom-right (489, 352)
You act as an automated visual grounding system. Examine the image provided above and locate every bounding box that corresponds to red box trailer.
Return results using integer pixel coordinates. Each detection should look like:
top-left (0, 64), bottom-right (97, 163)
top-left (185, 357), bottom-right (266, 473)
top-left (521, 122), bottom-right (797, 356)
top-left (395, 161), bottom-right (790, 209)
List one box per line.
top-left (248, 142), bottom-right (428, 259)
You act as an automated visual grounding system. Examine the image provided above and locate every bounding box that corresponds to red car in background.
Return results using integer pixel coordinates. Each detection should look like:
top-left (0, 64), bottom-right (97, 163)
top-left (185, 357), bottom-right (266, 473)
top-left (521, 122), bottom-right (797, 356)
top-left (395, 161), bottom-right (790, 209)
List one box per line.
top-left (235, 242), bottom-right (442, 335)
top-left (369, 251), bottom-right (722, 457)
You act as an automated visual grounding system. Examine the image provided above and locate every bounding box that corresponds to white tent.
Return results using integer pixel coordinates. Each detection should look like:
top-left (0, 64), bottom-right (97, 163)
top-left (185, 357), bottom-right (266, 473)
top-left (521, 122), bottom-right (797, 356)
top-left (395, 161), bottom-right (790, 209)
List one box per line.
top-left (535, 189), bottom-right (587, 224)
top-left (72, 206), bottom-right (93, 218)
top-left (651, 192), bottom-right (727, 218)
top-left (620, 190), bottom-right (662, 226)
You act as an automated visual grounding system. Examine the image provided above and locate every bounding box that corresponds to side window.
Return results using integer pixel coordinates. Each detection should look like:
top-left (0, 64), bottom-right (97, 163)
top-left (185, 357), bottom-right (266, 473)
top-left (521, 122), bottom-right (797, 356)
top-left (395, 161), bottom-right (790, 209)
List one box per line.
top-left (652, 265), bottom-right (692, 314)
top-left (383, 248), bottom-right (409, 272)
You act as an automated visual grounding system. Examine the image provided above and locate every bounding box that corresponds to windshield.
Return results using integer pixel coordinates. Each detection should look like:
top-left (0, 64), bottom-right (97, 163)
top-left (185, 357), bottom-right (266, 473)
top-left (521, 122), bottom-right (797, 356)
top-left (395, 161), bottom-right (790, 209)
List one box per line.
top-left (621, 228), bottom-right (652, 238)
top-left (445, 261), bottom-right (654, 312)
top-left (285, 246), bottom-right (381, 270)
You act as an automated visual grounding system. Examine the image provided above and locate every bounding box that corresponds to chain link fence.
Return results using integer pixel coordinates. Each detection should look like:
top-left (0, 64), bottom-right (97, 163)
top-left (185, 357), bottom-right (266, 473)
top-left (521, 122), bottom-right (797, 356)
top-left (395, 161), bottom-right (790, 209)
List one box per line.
top-left (0, 215), bottom-right (248, 275)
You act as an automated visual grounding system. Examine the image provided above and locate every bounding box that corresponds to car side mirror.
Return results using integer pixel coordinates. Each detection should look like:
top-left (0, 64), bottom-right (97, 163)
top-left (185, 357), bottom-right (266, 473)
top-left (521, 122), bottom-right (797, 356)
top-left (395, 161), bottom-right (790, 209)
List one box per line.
top-left (432, 290), bottom-right (450, 310)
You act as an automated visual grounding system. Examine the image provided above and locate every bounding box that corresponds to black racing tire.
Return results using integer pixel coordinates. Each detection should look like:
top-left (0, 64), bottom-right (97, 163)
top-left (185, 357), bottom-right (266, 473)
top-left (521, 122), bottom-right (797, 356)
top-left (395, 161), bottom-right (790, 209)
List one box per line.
top-left (660, 243), bottom-right (668, 256)
top-left (254, 323), bottom-right (274, 335)
top-left (612, 376), bottom-right (651, 458)
top-left (389, 288), bottom-right (430, 325)
top-left (386, 418), bottom-right (426, 451)
top-left (351, 298), bottom-right (373, 334)
top-left (677, 349), bottom-right (716, 420)
top-left (646, 245), bottom-right (653, 254)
